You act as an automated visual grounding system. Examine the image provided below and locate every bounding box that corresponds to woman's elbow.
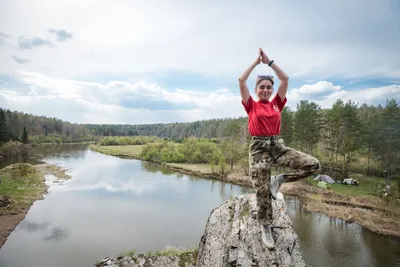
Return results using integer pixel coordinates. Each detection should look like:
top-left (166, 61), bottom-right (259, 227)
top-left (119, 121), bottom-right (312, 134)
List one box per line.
top-left (280, 76), bottom-right (289, 82)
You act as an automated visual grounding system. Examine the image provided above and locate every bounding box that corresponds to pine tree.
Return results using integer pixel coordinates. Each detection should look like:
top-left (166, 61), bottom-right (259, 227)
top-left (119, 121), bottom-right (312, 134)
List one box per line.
top-left (221, 120), bottom-right (243, 170)
top-left (0, 108), bottom-right (9, 143)
top-left (293, 100), bottom-right (323, 153)
top-left (22, 126), bottom-right (29, 144)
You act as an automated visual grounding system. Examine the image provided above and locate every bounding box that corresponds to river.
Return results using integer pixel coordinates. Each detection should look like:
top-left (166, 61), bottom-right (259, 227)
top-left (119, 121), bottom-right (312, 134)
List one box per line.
top-left (0, 144), bottom-right (399, 267)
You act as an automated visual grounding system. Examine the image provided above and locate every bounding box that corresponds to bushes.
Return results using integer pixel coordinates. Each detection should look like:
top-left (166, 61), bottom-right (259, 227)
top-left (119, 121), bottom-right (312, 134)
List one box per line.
top-left (140, 141), bottom-right (185, 163)
top-left (99, 136), bottom-right (159, 146)
top-left (180, 137), bottom-right (220, 164)
top-left (28, 134), bottom-right (97, 144)
top-left (29, 135), bottom-right (63, 144)
top-left (139, 138), bottom-right (236, 174)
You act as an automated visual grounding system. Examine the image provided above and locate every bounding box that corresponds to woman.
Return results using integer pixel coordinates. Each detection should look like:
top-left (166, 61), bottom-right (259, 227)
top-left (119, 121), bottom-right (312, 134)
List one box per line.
top-left (239, 48), bottom-right (320, 249)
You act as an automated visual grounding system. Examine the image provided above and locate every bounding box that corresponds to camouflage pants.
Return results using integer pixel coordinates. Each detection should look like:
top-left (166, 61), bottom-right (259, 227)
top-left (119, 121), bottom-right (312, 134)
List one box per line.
top-left (249, 136), bottom-right (320, 225)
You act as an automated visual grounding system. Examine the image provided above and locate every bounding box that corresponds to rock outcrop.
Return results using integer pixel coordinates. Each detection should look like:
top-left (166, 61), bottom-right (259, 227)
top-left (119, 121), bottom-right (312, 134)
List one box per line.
top-left (196, 192), bottom-right (306, 267)
top-left (97, 192), bottom-right (306, 267)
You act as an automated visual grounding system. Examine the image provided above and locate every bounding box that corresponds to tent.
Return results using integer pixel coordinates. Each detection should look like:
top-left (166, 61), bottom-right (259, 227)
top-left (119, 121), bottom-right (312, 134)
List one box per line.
top-left (313, 174), bottom-right (335, 184)
top-left (317, 181), bottom-right (331, 189)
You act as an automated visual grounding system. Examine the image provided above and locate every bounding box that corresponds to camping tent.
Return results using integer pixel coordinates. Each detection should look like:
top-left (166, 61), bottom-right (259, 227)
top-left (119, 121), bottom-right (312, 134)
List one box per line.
top-left (313, 174), bottom-right (335, 184)
top-left (317, 181), bottom-right (331, 189)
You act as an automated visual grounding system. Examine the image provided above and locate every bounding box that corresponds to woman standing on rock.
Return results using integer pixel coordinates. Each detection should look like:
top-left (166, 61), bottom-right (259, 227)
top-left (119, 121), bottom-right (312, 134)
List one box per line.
top-left (238, 48), bottom-right (320, 249)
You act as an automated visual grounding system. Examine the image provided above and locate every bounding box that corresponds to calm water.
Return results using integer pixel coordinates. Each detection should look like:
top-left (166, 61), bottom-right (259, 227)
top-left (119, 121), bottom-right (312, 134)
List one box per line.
top-left (0, 145), bottom-right (399, 267)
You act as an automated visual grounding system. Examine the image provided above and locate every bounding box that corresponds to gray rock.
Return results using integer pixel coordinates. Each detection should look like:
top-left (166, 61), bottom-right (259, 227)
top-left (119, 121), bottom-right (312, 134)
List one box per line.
top-left (97, 250), bottom-right (197, 267)
top-left (196, 193), bottom-right (307, 267)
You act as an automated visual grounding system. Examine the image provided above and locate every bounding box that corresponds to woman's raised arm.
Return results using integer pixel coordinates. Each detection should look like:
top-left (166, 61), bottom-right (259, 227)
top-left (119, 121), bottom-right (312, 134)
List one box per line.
top-left (238, 49), bottom-right (262, 105)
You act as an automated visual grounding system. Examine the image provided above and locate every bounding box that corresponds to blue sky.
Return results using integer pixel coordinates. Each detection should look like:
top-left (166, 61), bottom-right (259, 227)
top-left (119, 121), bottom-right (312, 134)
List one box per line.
top-left (0, 0), bottom-right (399, 124)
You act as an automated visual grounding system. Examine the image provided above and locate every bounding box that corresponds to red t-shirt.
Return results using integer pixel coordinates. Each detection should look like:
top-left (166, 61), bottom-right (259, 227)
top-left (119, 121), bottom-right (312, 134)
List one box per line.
top-left (242, 94), bottom-right (287, 136)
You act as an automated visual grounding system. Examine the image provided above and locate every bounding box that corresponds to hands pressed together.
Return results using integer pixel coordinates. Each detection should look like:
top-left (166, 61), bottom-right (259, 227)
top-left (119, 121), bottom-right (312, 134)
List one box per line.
top-left (256, 48), bottom-right (272, 65)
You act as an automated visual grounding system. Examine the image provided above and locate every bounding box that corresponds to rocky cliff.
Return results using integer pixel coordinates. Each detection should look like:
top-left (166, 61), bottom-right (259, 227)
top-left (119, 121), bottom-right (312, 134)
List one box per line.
top-left (97, 192), bottom-right (307, 267)
top-left (196, 192), bottom-right (306, 267)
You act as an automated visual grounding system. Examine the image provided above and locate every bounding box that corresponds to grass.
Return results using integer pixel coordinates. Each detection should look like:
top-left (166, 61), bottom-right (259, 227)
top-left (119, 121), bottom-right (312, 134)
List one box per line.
top-left (168, 163), bottom-right (214, 173)
top-left (96, 145), bottom-right (145, 157)
top-left (0, 141), bottom-right (28, 154)
top-left (146, 246), bottom-right (198, 267)
top-left (35, 164), bottom-right (71, 180)
top-left (307, 173), bottom-right (397, 197)
top-left (0, 163), bottom-right (47, 215)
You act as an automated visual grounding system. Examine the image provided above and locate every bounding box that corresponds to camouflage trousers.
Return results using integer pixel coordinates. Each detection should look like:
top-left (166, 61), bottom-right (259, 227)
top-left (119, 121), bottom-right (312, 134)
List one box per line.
top-left (249, 136), bottom-right (320, 225)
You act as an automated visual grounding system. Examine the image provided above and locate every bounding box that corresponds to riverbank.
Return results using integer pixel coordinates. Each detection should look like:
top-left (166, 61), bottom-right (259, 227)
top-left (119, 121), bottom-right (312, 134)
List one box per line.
top-left (0, 141), bottom-right (98, 163)
top-left (90, 144), bottom-right (400, 238)
top-left (0, 163), bottom-right (71, 248)
top-left (0, 142), bottom-right (31, 162)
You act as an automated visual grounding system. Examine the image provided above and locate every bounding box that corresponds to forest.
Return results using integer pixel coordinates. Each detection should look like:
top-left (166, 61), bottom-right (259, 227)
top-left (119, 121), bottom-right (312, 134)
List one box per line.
top-left (0, 97), bottom-right (399, 178)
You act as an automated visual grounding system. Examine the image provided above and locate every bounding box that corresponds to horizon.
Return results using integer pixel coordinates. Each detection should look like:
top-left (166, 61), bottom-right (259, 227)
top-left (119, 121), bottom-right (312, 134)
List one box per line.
top-left (1, 0), bottom-right (399, 125)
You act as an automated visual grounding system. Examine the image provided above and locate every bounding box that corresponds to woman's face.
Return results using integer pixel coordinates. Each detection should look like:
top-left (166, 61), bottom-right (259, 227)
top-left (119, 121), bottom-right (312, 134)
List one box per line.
top-left (256, 79), bottom-right (273, 101)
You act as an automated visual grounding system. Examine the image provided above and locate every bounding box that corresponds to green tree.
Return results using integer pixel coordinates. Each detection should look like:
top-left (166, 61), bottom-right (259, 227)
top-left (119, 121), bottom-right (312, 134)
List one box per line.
top-left (22, 126), bottom-right (29, 144)
top-left (358, 103), bottom-right (380, 175)
top-left (338, 100), bottom-right (364, 172)
top-left (0, 108), bottom-right (9, 143)
top-left (293, 100), bottom-right (323, 153)
top-left (324, 99), bottom-right (344, 163)
top-left (280, 107), bottom-right (294, 146)
top-left (221, 120), bottom-right (243, 170)
top-left (372, 99), bottom-right (400, 181)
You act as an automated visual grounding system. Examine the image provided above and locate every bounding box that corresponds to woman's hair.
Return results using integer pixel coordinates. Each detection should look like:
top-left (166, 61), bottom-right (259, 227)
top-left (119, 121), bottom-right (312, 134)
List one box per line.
top-left (256, 75), bottom-right (274, 87)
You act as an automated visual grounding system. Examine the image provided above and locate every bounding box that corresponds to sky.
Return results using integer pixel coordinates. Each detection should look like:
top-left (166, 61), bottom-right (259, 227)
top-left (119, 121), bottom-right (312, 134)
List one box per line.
top-left (0, 0), bottom-right (399, 125)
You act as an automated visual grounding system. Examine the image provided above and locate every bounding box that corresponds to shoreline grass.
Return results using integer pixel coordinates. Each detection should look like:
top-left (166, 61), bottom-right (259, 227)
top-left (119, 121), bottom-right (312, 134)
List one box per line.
top-left (0, 163), bottom-right (47, 215)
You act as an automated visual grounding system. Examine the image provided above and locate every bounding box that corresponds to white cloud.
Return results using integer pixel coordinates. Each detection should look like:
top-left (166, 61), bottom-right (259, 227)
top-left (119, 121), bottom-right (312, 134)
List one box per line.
top-left (287, 82), bottom-right (400, 110)
top-left (0, 71), bottom-right (246, 124)
top-left (0, 0), bottom-right (399, 80)
top-left (289, 81), bottom-right (342, 97)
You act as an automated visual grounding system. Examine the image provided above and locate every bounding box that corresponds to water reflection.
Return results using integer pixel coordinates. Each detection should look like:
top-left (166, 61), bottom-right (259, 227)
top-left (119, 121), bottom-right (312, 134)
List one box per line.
top-left (0, 144), bottom-right (88, 169)
top-left (18, 220), bottom-right (50, 233)
top-left (43, 227), bottom-right (69, 242)
top-left (141, 161), bottom-right (177, 176)
top-left (286, 197), bottom-right (400, 267)
top-left (14, 219), bottom-right (69, 243)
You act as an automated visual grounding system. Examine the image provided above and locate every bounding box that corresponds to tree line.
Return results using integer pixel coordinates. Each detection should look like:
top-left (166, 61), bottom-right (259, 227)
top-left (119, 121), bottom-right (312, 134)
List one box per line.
top-left (0, 108), bottom-right (97, 145)
top-left (1, 97), bottom-right (399, 178)
top-left (93, 98), bottom-right (400, 179)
